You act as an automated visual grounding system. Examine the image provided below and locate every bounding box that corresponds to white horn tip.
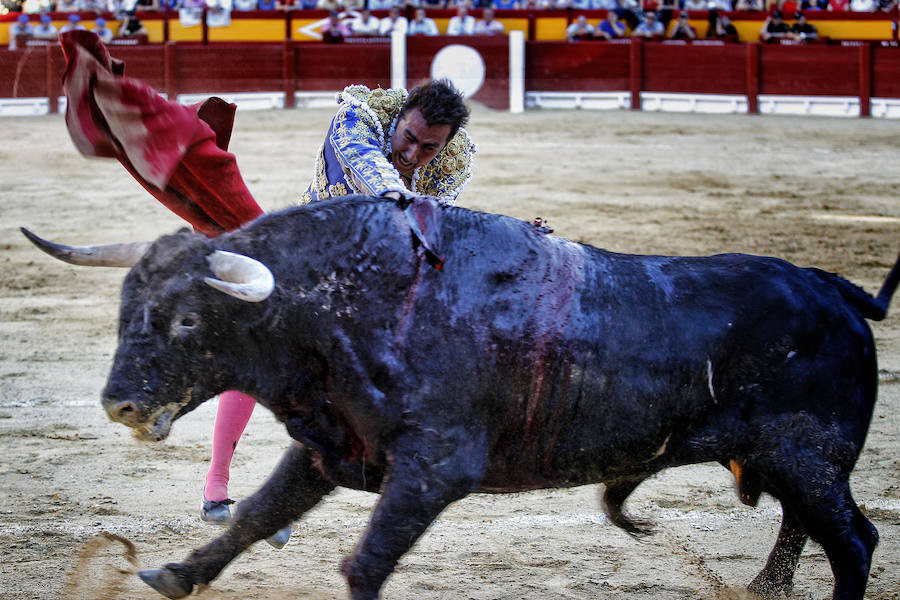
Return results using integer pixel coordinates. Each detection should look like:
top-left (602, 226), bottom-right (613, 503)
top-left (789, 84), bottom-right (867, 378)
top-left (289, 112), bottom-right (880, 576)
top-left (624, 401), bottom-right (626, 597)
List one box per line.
top-left (205, 251), bottom-right (275, 303)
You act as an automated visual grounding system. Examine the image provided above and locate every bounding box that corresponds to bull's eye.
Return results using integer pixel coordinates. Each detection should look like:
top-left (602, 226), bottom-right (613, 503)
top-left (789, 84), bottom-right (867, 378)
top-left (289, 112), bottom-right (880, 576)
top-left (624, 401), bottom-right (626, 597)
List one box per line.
top-left (172, 312), bottom-right (200, 338)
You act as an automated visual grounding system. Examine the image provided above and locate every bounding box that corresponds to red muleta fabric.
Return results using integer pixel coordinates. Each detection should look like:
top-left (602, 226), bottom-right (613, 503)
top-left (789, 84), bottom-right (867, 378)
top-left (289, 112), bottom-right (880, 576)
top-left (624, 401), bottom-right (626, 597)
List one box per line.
top-left (59, 31), bottom-right (264, 237)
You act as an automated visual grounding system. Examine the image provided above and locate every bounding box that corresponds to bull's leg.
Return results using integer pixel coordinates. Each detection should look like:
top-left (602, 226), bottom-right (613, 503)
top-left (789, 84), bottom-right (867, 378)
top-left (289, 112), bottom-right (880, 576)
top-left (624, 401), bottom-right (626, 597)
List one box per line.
top-left (747, 505), bottom-right (807, 598)
top-left (792, 481), bottom-right (877, 600)
top-left (746, 415), bottom-right (878, 600)
top-left (139, 443), bottom-right (335, 599)
top-left (341, 432), bottom-right (488, 600)
top-left (601, 476), bottom-right (652, 537)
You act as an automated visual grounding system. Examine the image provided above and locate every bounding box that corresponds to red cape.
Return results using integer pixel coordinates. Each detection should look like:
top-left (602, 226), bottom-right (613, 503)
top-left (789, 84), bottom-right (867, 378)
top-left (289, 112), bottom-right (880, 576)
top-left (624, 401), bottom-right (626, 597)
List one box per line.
top-left (60, 31), bottom-right (263, 237)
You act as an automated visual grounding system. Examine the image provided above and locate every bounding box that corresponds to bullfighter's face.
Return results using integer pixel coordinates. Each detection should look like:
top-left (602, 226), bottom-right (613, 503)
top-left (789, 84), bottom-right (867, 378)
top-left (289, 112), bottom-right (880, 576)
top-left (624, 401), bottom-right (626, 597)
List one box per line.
top-left (391, 107), bottom-right (451, 180)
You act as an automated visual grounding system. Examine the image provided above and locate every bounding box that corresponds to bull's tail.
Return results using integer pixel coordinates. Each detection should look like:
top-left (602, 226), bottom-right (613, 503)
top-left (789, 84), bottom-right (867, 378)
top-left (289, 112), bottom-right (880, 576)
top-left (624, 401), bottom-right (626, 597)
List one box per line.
top-left (814, 251), bottom-right (900, 322)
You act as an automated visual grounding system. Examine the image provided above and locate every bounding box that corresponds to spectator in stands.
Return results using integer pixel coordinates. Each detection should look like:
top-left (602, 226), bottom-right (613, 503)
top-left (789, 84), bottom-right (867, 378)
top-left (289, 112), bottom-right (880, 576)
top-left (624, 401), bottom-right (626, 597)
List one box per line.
top-left (828, 0), bottom-right (848, 8)
top-left (117, 10), bottom-right (148, 37)
top-left (56, 0), bottom-right (80, 11)
top-left (322, 10), bottom-right (352, 41)
top-left (352, 6), bottom-right (382, 36)
top-left (760, 9), bottom-right (790, 41)
top-left (706, 0), bottom-right (733, 10)
top-left (368, 0), bottom-right (394, 8)
top-left (8, 14), bottom-right (33, 50)
top-left (380, 5), bottom-right (408, 35)
top-left (493, 0), bottom-right (520, 7)
top-left (233, 0), bottom-right (258, 9)
top-left (408, 7), bottom-right (440, 35)
top-left (447, 5), bottom-right (476, 34)
top-left (788, 10), bottom-right (818, 40)
top-left (134, 0), bottom-right (161, 10)
top-left (33, 13), bottom-right (59, 40)
top-left (800, 0), bottom-right (831, 8)
top-left (668, 10), bottom-right (696, 39)
top-left (612, 0), bottom-right (641, 30)
top-left (706, 8), bottom-right (738, 40)
top-left (595, 10), bottom-right (625, 39)
top-left (474, 7), bottom-right (505, 34)
top-left (736, 0), bottom-right (765, 9)
top-left (655, 0), bottom-right (678, 27)
top-left (81, 0), bottom-right (108, 12)
top-left (60, 13), bottom-right (87, 33)
top-left (566, 14), bottom-right (595, 40)
top-left (631, 10), bottom-right (665, 38)
top-left (850, 0), bottom-right (875, 8)
top-left (92, 16), bottom-right (114, 42)
top-left (876, 0), bottom-right (897, 11)
top-left (683, 0), bottom-right (706, 10)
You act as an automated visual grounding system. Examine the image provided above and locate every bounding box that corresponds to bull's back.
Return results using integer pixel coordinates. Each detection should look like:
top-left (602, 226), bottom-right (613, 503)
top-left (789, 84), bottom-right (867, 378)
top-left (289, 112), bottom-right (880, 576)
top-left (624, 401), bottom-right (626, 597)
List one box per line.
top-left (426, 235), bottom-right (879, 489)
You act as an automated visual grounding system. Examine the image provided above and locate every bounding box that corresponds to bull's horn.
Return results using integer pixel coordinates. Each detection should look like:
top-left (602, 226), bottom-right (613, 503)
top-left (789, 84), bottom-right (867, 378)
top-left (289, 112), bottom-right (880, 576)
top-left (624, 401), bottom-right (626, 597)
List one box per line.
top-left (204, 250), bottom-right (274, 303)
top-left (20, 227), bottom-right (151, 268)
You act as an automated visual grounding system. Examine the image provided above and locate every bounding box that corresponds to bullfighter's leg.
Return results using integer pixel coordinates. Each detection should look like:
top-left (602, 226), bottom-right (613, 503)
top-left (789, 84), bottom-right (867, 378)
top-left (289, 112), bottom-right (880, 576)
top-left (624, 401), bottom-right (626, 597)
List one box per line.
top-left (747, 505), bottom-right (807, 598)
top-left (139, 442), bottom-right (335, 599)
top-left (340, 432), bottom-right (488, 600)
top-left (601, 476), bottom-right (652, 536)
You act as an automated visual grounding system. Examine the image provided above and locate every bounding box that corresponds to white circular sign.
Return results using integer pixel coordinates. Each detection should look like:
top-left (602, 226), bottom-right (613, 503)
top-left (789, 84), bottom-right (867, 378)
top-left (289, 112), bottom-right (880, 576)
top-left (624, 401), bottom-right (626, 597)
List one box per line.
top-left (429, 44), bottom-right (486, 99)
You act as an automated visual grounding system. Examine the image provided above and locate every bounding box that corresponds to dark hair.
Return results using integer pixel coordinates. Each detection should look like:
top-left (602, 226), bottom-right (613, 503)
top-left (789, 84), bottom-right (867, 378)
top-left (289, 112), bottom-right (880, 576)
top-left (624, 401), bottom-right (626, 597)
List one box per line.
top-left (400, 79), bottom-right (470, 142)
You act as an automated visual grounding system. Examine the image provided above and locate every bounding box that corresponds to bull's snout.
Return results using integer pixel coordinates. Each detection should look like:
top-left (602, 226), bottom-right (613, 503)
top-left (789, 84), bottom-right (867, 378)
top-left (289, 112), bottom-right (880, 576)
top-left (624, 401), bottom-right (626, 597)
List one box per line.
top-left (102, 392), bottom-right (177, 441)
top-left (103, 395), bottom-right (145, 427)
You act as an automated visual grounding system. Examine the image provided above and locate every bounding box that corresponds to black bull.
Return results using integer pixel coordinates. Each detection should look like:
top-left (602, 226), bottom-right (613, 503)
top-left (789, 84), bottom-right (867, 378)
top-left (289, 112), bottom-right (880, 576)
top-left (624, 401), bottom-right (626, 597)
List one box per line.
top-left (23, 196), bottom-right (900, 600)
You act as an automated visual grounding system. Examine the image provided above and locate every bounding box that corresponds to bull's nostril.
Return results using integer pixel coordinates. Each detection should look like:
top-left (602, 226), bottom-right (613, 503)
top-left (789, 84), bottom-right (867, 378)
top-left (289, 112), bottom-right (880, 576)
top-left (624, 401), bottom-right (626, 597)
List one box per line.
top-left (106, 399), bottom-right (141, 425)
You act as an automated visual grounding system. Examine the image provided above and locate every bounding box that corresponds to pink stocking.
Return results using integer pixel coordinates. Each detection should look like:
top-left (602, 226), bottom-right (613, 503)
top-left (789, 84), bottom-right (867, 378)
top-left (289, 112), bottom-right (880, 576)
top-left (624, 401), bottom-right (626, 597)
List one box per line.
top-left (204, 390), bottom-right (256, 502)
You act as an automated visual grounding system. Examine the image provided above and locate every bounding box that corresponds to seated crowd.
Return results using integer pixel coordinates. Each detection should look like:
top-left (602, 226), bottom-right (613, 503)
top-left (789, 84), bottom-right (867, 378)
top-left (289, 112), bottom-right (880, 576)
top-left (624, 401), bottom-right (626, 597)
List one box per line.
top-left (7, 0), bottom-right (895, 12)
top-left (5, 0), bottom-right (892, 49)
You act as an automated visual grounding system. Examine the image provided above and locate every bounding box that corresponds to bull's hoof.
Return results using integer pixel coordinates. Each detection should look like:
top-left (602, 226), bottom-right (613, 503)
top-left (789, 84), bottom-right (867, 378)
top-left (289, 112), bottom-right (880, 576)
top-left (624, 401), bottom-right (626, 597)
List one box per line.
top-left (747, 571), bottom-right (793, 599)
top-left (139, 567), bottom-right (194, 599)
top-left (266, 523), bottom-right (293, 549)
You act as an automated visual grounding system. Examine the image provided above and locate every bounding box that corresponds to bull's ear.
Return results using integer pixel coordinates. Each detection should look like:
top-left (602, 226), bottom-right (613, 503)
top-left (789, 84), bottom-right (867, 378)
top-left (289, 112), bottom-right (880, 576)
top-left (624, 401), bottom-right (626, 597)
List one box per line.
top-left (204, 250), bottom-right (274, 303)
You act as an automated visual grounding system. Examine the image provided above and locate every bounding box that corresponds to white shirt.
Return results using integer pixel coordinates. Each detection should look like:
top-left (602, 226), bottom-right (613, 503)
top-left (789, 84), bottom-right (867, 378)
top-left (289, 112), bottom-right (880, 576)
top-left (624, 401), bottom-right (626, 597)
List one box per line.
top-left (565, 21), bottom-right (594, 39)
top-left (94, 25), bottom-right (114, 42)
top-left (380, 15), bottom-right (408, 35)
top-left (407, 17), bottom-right (439, 35)
top-left (59, 23), bottom-right (88, 33)
top-left (446, 14), bottom-right (475, 35)
top-left (351, 14), bottom-right (381, 35)
top-left (474, 18), bottom-right (505, 35)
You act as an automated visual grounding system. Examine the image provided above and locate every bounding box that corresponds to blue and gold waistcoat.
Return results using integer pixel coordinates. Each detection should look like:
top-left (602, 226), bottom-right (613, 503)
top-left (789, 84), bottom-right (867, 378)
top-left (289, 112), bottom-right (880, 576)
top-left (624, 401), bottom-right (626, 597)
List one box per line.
top-left (300, 85), bottom-right (476, 206)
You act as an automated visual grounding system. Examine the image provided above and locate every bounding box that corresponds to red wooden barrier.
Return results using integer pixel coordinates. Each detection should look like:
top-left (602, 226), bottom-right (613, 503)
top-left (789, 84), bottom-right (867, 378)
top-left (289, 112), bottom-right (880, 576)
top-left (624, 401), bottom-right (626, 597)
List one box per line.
top-left (406, 36), bottom-right (510, 110)
top-left (525, 41), bottom-right (630, 92)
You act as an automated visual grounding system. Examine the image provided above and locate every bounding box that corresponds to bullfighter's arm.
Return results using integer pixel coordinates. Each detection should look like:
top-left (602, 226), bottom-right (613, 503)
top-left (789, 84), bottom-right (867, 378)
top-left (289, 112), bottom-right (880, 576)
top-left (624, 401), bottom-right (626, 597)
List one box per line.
top-left (329, 103), bottom-right (413, 200)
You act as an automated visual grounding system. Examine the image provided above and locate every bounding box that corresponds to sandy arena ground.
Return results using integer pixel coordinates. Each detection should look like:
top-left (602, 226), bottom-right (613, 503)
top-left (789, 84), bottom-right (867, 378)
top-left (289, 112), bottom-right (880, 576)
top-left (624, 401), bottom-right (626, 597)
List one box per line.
top-left (0, 105), bottom-right (898, 600)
